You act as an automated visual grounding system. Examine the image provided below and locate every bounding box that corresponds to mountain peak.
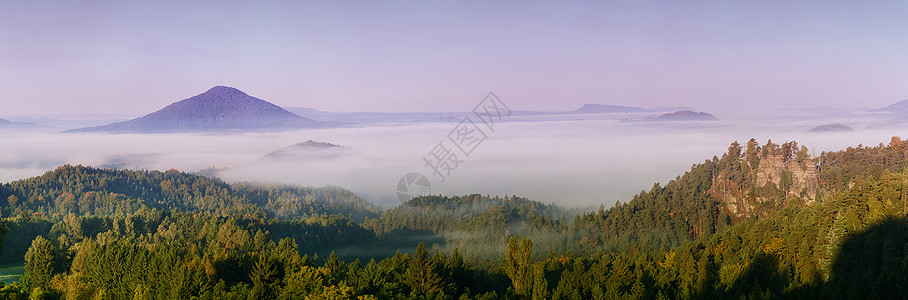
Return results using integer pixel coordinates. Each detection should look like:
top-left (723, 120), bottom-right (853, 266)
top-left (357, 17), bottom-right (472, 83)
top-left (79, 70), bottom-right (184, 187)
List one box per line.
top-left (205, 85), bottom-right (245, 94)
top-left (67, 86), bottom-right (319, 133)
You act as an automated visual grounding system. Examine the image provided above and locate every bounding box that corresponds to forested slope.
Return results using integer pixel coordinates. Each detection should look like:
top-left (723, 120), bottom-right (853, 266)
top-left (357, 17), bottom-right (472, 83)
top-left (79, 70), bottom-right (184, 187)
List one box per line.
top-left (0, 137), bottom-right (906, 299)
top-left (0, 165), bottom-right (381, 221)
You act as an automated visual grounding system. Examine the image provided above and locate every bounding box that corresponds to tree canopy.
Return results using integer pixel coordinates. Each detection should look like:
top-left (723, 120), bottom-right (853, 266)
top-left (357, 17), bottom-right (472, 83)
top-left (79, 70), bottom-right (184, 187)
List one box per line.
top-left (1, 137), bottom-right (907, 299)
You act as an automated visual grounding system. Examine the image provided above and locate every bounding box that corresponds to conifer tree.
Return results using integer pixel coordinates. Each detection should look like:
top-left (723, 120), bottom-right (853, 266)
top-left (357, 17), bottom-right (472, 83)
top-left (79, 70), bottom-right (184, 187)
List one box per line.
top-left (405, 243), bottom-right (440, 294)
top-left (531, 262), bottom-right (547, 300)
top-left (22, 236), bottom-right (55, 291)
top-left (505, 237), bottom-right (534, 297)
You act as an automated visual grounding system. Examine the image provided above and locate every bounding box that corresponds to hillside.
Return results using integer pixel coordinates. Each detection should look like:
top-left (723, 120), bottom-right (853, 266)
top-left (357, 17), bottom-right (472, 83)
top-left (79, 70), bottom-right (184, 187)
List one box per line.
top-left (570, 138), bottom-right (906, 249)
top-left (0, 165), bottom-right (379, 221)
top-left (66, 86), bottom-right (319, 133)
top-left (2, 138), bottom-right (908, 298)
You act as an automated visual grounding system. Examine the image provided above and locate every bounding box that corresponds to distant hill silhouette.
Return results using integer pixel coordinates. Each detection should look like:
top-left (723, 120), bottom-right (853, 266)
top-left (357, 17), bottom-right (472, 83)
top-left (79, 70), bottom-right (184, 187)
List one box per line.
top-left (0, 117), bottom-right (43, 128)
top-left (263, 140), bottom-right (351, 160)
top-left (874, 98), bottom-right (908, 114)
top-left (67, 86), bottom-right (319, 133)
top-left (810, 123), bottom-right (853, 132)
top-left (654, 110), bottom-right (718, 121)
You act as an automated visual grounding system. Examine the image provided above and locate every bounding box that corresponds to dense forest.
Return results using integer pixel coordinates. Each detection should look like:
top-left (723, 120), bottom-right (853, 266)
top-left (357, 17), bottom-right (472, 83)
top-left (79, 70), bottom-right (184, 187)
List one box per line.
top-left (1, 137), bottom-right (908, 299)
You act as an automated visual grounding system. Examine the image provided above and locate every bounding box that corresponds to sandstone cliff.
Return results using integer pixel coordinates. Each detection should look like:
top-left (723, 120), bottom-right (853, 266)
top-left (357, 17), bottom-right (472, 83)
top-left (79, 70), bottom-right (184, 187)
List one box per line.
top-left (710, 153), bottom-right (819, 219)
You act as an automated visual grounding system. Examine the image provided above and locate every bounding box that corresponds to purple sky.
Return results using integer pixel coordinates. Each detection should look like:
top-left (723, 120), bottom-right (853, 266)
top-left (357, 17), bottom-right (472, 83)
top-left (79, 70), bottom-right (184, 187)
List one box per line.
top-left (2, 1), bottom-right (907, 116)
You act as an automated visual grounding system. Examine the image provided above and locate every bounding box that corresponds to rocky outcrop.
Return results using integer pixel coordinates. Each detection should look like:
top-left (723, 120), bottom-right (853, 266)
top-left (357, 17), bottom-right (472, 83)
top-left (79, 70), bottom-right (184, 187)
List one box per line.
top-left (754, 155), bottom-right (819, 198)
top-left (711, 154), bottom-right (819, 219)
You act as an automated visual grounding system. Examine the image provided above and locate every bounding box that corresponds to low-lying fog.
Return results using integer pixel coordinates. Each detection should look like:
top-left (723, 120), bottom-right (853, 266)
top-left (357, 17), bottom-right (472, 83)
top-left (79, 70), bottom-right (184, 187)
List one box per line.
top-left (1, 111), bottom-right (905, 209)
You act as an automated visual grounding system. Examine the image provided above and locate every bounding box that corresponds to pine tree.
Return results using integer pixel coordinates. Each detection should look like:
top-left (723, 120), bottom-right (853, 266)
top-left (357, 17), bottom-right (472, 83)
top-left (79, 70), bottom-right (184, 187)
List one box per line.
top-left (531, 262), bottom-right (547, 300)
top-left (696, 253), bottom-right (716, 298)
top-left (22, 236), bottom-right (55, 291)
top-left (821, 212), bottom-right (847, 279)
top-left (505, 237), bottom-right (533, 297)
top-left (324, 251), bottom-right (345, 284)
top-left (132, 284), bottom-right (152, 300)
top-left (405, 243), bottom-right (441, 294)
top-left (250, 255), bottom-right (280, 299)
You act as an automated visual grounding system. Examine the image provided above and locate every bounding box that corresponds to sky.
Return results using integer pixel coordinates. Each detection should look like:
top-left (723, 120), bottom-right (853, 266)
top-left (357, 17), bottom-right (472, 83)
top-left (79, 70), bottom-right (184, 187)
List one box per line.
top-left (2, 1), bottom-right (908, 116)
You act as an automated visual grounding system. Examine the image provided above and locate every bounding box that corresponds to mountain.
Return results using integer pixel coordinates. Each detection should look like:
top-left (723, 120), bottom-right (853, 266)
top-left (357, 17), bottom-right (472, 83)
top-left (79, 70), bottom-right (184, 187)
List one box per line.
top-left (0, 118), bottom-right (9, 124)
top-left (5, 138), bottom-right (908, 298)
top-left (67, 86), bottom-right (319, 133)
top-left (570, 104), bottom-right (648, 114)
top-left (810, 123), bottom-right (853, 132)
top-left (653, 110), bottom-right (718, 121)
top-left (874, 98), bottom-right (908, 114)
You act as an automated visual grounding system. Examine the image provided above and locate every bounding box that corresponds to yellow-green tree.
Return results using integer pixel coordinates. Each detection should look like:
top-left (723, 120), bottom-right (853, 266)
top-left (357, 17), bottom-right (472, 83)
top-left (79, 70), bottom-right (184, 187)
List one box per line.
top-left (505, 237), bottom-right (533, 297)
top-left (404, 243), bottom-right (440, 295)
top-left (22, 236), bottom-right (55, 292)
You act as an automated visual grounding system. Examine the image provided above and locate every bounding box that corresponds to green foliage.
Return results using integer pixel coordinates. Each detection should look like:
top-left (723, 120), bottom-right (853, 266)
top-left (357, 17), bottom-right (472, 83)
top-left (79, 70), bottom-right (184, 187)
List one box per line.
top-left (404, 243), bottom-right (441, 295)
top-left (2, 137), bottom-right (908, 298)
top-left (21, 237), bottom-right (54, 291)
top-left (530, 262), bottom-right (547, 300)
top-left (0, 213), bottom-right (6, 255)
top-left (505, 237), bottom-right (533, 297)
top-left (0, 165), bottom-right (381, 222)
top-left (824, 217), bottom-right (908, 299)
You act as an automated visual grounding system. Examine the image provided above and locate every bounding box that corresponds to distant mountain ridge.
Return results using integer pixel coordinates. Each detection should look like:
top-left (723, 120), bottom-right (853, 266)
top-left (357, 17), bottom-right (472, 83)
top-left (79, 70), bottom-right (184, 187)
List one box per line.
top-left (67, 86), bottom-right (319, 133)
top-left (875, 98), bottom-right (908, 115)
top-left (285, 103), bottom-right (691, 124)
top-left (0, 117), bottom-right (43, 128)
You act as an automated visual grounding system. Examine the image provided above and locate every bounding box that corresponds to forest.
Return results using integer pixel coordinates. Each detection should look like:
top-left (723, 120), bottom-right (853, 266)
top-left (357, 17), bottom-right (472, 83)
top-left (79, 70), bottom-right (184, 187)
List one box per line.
top-left (1, 137), bottom-right (908, 299)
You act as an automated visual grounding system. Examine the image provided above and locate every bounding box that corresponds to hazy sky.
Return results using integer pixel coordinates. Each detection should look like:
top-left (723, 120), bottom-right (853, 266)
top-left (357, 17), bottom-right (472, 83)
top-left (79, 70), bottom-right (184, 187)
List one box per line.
top-left (2, 1), bottom-right (907, 116)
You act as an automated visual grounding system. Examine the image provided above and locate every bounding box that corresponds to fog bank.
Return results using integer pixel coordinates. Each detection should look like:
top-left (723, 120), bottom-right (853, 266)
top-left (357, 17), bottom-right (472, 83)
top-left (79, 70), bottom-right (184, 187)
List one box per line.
top-left (2, 114), bottom-right (906, 208)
